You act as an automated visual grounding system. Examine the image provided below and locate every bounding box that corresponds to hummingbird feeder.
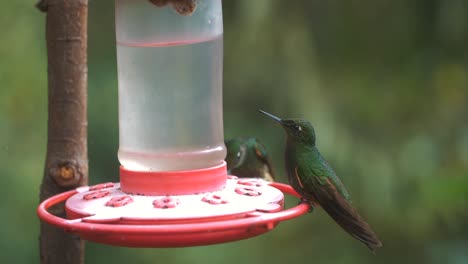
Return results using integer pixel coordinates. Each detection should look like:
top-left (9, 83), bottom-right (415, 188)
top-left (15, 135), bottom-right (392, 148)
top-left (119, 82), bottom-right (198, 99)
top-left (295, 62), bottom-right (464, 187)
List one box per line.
top-left (37, 0), bottom-right (309, 247)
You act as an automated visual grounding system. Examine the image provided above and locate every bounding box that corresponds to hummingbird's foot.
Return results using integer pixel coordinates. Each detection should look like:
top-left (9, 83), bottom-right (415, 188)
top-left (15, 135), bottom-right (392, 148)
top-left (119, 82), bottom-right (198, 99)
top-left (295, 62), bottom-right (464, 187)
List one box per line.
top-left (298, 197), bottom-right (308, 204)
top-left (298, 198), bottom-right (314, 213)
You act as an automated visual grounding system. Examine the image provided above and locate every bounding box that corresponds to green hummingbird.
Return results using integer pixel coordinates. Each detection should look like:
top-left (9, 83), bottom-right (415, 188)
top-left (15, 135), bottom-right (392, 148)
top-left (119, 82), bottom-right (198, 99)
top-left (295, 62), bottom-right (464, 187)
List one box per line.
top-left (225, 137), bottom-right (275, 182)
top-left (258, 110), bottom-right (382, 253)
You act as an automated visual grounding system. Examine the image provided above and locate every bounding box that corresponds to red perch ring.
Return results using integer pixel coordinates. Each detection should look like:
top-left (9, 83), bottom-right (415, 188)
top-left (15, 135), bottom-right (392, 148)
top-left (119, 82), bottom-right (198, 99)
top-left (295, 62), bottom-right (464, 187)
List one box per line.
top-left (37, 182), bottom-right (310, 247)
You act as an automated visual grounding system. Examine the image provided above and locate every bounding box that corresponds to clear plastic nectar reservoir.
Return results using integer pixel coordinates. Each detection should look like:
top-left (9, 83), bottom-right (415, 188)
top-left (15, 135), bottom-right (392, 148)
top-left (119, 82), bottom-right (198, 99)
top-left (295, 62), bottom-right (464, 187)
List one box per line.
top-left (115, 0), bottom-right (226, 171)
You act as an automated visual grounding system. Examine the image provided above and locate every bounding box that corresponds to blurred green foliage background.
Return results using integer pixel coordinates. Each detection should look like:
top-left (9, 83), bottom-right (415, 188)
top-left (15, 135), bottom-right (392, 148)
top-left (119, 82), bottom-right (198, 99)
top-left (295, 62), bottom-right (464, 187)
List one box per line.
top-left (1, 0), bottom-right (468, 263)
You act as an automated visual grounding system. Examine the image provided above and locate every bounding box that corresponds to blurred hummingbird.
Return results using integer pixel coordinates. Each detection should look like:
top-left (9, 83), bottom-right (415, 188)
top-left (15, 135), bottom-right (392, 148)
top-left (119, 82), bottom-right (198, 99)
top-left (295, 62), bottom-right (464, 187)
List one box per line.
top-left (148, 0), bottom-right (197, 16)
top-left (225, 137), bottom-right (275, 182)
top-left (258, 110), bottom-right (382, 253)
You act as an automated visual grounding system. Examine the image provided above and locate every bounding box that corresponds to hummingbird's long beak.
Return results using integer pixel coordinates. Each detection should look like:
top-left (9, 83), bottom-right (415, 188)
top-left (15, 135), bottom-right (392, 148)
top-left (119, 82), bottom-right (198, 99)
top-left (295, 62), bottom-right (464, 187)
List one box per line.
top-left (258, 109), bottom-right (283, 124)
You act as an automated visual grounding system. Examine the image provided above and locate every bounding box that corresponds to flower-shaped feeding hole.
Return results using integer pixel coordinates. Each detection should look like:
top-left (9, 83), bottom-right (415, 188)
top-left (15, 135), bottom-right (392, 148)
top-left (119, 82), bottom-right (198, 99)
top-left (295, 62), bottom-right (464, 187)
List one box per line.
top-left (235, 187), bottom-right (262, 196)
top-left (83, 190), bottom-right (111, 200)
top-left (201, 194), bottom-right (229, 205)
top-left (105, 196), bottom-right (134, 207)
top-left (153, 196), bottom-right (180, 209)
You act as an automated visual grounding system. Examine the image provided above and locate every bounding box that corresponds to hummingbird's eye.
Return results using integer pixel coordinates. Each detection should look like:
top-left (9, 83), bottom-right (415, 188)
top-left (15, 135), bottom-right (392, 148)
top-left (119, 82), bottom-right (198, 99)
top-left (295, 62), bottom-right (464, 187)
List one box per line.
top-left (293, 125), bottom-right (302, 132)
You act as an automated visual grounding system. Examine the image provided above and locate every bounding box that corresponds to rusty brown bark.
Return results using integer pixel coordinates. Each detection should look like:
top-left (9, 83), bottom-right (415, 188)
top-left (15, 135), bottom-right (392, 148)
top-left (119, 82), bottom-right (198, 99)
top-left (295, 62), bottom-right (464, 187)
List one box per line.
top-left (37, 0), bottom-right (88, 263)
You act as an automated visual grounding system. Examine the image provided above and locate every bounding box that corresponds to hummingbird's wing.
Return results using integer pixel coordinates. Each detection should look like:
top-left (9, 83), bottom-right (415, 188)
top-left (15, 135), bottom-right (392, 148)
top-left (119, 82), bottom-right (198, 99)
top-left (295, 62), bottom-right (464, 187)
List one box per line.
top-left (295, 165), bottom-right (382, 252)
top-left (317, 159), bottom-right (350, 201)
top-left (253, 142), bottom-right (276, 180)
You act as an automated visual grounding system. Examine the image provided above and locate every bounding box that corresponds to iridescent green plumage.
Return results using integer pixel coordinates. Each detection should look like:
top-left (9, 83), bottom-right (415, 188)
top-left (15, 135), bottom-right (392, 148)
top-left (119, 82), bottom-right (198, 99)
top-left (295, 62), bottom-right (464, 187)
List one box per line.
top-left (225, 137), bottom-right (275, 181)
top-left (259, 110), bottom-right (382, 253)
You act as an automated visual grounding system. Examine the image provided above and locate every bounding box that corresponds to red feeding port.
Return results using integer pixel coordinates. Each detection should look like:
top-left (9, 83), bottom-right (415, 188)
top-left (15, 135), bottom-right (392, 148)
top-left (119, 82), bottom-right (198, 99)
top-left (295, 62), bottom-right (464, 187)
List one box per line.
top-left (153, 196), bottom-right (181, 209)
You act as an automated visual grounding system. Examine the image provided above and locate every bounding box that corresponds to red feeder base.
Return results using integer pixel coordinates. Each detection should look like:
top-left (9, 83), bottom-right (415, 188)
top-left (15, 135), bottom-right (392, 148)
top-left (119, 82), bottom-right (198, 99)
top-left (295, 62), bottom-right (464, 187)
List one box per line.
top-left (38, 181), bottom-right (309, 247)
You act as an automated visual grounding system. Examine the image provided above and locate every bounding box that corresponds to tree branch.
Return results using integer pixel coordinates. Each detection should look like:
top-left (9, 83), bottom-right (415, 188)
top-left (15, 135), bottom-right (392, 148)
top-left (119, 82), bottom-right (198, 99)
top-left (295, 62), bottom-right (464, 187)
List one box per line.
top-left (38, 0), bottom-right (88, 263)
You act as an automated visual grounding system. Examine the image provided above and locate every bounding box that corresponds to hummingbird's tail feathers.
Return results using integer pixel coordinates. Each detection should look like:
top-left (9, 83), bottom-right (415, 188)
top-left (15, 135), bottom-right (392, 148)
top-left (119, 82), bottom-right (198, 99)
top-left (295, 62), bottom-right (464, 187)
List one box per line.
top-left (312, 178), bottom-right (383, 252)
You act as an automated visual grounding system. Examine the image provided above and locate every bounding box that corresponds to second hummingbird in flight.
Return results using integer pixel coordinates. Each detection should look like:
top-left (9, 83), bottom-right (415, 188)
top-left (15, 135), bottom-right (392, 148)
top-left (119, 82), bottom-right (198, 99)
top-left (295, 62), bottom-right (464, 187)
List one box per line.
top-left (259, 109), bottom-right (382, 253)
